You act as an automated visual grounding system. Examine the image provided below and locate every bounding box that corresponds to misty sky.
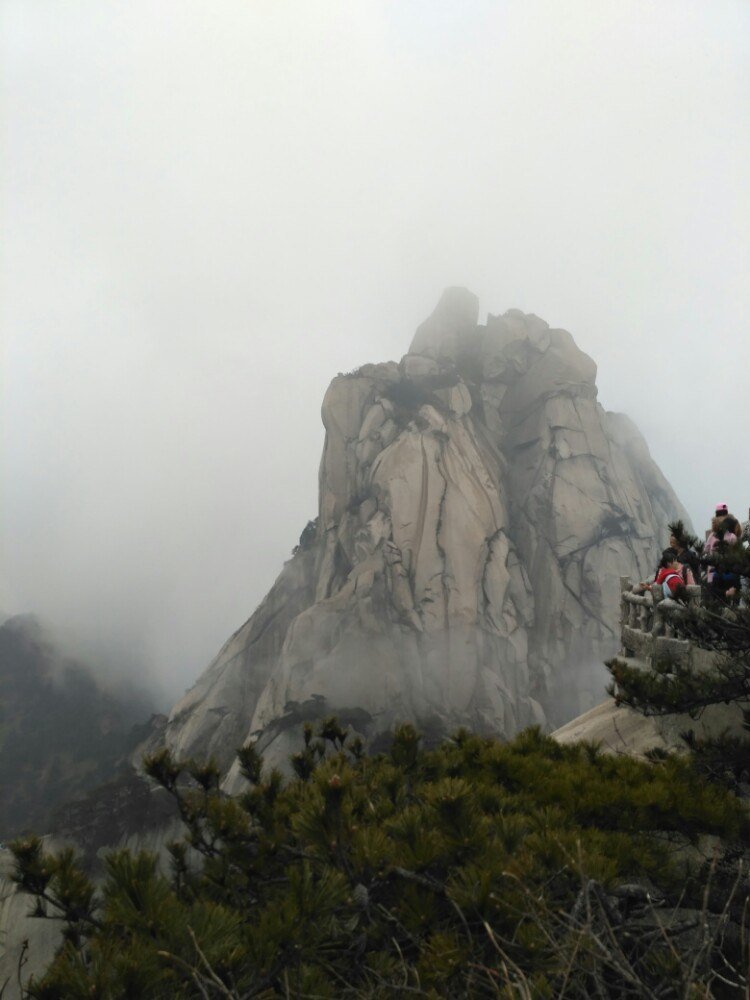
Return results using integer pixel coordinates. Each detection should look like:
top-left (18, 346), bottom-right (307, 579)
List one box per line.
top-left (2, 0), bottom-right (748, 703)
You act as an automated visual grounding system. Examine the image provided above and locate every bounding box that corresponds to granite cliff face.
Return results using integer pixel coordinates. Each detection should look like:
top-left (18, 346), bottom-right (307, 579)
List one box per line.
top-left (166, 290), bottom-right (689, 783)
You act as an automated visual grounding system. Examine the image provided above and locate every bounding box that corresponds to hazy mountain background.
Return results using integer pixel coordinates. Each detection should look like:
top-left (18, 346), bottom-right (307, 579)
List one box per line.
top-left (0, 614), bottom-right (155, 837)
top-left (2, 0), bottom-right (748, 704)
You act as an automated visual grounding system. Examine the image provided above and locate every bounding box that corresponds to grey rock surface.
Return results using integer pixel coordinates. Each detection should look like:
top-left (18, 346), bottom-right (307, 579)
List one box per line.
top-left (164, 289), bottom-right (689, 783)
top-left (552, 696), bottom-right (750, 759)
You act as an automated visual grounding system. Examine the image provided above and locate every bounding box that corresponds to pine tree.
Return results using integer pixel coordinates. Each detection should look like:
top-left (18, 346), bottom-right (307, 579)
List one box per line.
top-left (9, 720), bottom-right (750, 998)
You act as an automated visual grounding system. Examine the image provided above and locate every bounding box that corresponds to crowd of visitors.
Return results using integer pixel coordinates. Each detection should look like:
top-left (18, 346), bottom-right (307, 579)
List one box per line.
top-left (636, 503), bottom-right (749, 604)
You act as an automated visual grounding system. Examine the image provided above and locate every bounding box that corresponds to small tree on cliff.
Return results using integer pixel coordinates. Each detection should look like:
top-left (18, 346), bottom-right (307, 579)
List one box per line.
top-left (609, 524), bottom-right (750, 782)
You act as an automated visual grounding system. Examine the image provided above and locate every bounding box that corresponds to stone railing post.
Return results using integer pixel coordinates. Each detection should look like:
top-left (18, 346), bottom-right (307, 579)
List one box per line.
top-left (620, 576), bottom-right (631, 634)
top-left (639, 600), bottom-right (649, 631)
top-left (652, 586), bottom-right (664, 637)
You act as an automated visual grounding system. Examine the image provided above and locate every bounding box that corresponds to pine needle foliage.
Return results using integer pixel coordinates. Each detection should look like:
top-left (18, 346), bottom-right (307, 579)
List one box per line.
top-left (10, 722), bottom-right (750, 999)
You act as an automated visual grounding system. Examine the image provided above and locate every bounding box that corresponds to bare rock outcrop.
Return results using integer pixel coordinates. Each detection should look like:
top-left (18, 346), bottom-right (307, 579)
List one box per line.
top-left (165, 289), bottom-right (689, 782)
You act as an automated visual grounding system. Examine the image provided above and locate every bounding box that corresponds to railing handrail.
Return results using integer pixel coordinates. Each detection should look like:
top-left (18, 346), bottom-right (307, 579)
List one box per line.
top-left (619, 575), bottom-right (698, 660)
top-left (622, 592), bottom-right (652, 606)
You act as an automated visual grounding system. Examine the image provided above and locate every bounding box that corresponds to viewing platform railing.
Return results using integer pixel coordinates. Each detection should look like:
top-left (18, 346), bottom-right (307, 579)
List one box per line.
top-left (615, 576), bottom-right (748, 744)
top-left (619, 576), bottom-right (701, 667)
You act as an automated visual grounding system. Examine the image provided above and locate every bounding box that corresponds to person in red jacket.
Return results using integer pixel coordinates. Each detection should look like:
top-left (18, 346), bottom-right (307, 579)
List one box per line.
top-left (635, 548), bottom-right (688, 600)
top-left (654, 549), bottom-right (687, 601)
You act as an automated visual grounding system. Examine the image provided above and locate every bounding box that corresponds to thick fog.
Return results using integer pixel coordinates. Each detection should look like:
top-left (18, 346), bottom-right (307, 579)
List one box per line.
top-left (2, 0), bottom-right (748, 704)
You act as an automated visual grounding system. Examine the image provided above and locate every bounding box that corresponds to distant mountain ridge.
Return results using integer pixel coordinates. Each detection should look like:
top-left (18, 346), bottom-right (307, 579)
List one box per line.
top-left (0, 614), bottom-right (156, 838)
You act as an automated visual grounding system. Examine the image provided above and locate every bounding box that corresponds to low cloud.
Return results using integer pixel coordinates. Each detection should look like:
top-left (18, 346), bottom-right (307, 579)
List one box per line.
top-left (2, 0), bottom-right (748, 698)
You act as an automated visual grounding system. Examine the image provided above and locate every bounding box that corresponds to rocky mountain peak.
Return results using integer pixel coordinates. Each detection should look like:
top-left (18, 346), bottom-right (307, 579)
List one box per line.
top-left (164, 291), bottom-right (689, 784)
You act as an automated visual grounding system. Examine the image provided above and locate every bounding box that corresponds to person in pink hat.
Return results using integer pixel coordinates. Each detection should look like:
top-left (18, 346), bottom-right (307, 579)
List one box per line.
top-left (705, 502), bottom-right (741, 596)
top-left (711, 503), bottom-right (741, 537)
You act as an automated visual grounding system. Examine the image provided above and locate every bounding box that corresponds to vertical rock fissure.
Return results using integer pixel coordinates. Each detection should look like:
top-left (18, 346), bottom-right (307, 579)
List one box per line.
top-left (412, 435), bottom-right (431, 588)
top-left (434, 441), bottom-right (450, 631)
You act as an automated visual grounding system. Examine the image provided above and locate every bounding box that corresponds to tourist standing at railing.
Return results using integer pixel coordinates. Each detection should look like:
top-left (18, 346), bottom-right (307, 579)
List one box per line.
top-left (634, 521), bottom-right (698, 593)
top-left (668, 525), bottom-right (699, 585)
top-left (737, 508), bottom-right (750, 606)
top-left (634, 548), bottom-right (687, 600)
top-left (710, 502), bottom-right (742, 538)
top-left (653, 549), bottom-right (688, 602)
top-left (705, 503), bottom-right (741, 598)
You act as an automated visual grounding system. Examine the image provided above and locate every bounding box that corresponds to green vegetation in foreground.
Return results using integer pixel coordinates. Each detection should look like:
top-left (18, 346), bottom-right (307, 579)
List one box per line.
top-left (11, 722), bottom-right (750, 998)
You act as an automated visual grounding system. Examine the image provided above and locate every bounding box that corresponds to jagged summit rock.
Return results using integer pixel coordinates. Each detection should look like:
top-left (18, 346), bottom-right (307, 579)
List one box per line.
top-left (409, 286), bottom-right (480, 360)
top-left (165, 292), bottom-right (689, 785)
